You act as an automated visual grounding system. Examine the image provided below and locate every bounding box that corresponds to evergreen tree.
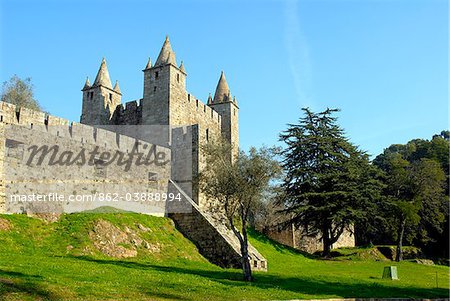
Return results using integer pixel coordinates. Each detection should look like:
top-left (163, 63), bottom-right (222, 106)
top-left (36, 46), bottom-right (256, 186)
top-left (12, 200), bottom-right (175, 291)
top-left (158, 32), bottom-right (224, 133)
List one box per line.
top-left (374, 134), bottom-right (449, 259)
top-left (279, 108), bottom-right (382, 256)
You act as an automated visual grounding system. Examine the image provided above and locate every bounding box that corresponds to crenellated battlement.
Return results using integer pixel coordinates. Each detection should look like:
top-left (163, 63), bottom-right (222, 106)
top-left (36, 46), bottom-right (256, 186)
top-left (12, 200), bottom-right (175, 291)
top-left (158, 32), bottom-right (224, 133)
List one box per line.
top-left (116, 99), bottom-right (142, 114)
top-left (186, 93), bottom-right (221, 124)
top-left (0, 101), bottom-right (71, 126)
top-left (111, 99), bottom-right (143, 125)
top-left (0, 101), bottom-right (170, 154)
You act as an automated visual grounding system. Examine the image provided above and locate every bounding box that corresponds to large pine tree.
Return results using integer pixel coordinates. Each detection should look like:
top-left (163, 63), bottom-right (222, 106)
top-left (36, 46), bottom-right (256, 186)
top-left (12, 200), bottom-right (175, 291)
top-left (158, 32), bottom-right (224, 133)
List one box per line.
top-left (279, 108), bottom-right (381, 256)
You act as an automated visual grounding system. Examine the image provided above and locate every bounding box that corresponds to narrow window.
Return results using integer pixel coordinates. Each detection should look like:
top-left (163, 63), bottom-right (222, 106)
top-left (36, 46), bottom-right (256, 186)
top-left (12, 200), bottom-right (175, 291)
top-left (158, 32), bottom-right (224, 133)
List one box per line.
top-left (188, 94), bottom-right (190, 101)
top-left (153, 86), bottom-right (157, 92)
top-left (196, 99), bottom-right (198, 107)
top-left (206, 129), bottom-right (209, 141)
top-left (109, 93), bottom-right (112, 101)
top-left (234, 109), bottom-right (236, 116)
top-left (0, 115), bottom-right (3, 122)
top-left (30, 123), bottom-right (33, 129)
top-left (177, 73), bottom-right (180, 82)
top-left (155, 71), bottom-right (159, 79)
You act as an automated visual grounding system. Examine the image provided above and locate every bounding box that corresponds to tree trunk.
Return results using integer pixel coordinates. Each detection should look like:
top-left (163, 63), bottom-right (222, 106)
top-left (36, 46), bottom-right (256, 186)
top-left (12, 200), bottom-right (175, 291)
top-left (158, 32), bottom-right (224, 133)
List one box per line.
top-left (227, 211), bottom-right (253, 282)
top-left (241, 242), bottom-right (253, 281)
top-left (322, 226), bottom-right (332, 257)
top-left (395, 218), bottom-right (406, 262)
top-left (241, 222), bottom-right (253, 281)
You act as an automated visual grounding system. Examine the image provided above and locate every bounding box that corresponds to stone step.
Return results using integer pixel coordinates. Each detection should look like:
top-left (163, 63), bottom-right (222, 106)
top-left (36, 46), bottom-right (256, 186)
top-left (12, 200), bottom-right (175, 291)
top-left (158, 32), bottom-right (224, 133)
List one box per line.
top-left (167, 180), bottom-right (267, 271)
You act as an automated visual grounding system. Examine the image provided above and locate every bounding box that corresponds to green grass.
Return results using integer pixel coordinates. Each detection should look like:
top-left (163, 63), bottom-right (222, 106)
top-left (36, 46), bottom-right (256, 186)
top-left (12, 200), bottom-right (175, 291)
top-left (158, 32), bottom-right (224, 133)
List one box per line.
top-left (0, 213), bottom-right (448, 300)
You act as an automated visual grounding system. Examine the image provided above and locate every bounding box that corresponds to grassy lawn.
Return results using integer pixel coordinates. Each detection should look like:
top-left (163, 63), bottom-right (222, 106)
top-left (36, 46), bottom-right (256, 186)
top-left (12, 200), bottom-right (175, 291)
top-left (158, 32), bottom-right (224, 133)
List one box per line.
top-left (0, 213), bottom-right (448, 300)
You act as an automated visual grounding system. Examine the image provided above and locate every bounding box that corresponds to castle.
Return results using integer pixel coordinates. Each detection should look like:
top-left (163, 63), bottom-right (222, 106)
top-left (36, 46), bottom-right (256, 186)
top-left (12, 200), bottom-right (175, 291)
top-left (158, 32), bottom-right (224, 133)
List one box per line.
top-left (0, 36), bottom-right (267, 271)
top-left (79, 35), bottom-right (239, 208)
top-left (0, 36), bottom-right (353, 269)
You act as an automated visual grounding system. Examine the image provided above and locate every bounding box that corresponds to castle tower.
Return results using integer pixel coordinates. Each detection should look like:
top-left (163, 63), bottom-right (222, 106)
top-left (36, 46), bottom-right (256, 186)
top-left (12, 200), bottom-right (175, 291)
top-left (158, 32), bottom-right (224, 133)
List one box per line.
top-left (81, 58), bottom-right (122, 125)
top-left (142, 36), bottom-right (186, 125)
top-left (208, 71), bottom-right (239, 158)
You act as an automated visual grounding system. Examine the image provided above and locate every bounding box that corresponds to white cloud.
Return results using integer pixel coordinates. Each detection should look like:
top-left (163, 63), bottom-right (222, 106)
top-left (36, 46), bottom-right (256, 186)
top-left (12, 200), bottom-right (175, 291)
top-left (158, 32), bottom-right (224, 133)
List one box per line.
top-left (284, 0), bottom-right (314, 108)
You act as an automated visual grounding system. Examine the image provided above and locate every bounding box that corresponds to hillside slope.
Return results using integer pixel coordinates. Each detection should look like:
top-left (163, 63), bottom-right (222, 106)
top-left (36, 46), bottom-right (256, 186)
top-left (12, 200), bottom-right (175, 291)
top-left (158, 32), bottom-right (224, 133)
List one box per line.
top-left (0, 213), bottom-right (448, 301)
top-left (0, 211), bottom-right (206, 262)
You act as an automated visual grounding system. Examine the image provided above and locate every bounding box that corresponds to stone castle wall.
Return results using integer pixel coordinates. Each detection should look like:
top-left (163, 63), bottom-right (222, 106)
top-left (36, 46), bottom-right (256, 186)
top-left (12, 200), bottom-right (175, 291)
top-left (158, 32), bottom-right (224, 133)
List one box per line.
top-left (139, 63), bottom-right (226, 208)
top-left (81, 85), bottom-right (121, 126)
top-left (169, 90), bottom-right (223, 209)
top-left (265, 224), bottom-right (355, 254)
top-left (0, 101), bottom-right (172, 216)
top-left (208, 101), bottom-right (239, 159)
top-left (108, 63), bottom-right (225, 208)
top-left (111, 100), bottom-right (143, 126)
top-left (168, 180), bottom-right (267, 271)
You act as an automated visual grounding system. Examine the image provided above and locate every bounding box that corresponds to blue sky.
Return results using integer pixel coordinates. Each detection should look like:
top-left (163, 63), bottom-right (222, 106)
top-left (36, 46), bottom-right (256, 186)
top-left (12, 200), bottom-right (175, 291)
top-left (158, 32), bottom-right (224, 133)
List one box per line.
top-left (0, 0), bottom-right (448, 157)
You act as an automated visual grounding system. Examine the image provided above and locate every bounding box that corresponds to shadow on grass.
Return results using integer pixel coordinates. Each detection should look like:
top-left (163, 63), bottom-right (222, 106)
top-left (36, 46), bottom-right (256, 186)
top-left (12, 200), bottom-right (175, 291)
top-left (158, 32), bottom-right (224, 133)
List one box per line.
top-left (249, 229), bottom-right (371, 262)
top-left (71, 256), bottom-right (449, 299)
top-left (248, 228), bottom-right (318, 259)
top-left (0, 269), bottom-right (59, 301)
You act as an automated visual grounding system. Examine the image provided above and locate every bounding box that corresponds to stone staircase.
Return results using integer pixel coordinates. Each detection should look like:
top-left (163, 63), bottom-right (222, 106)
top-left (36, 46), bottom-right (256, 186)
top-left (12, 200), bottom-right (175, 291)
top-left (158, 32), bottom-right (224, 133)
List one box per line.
top-left (167, 180), bottom-right (267, 271)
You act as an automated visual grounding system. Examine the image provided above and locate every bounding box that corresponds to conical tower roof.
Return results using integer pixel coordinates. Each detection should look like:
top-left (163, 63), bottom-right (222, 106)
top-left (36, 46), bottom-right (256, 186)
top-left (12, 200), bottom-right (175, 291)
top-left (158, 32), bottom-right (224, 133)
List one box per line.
top-left (144, 57), bottom-right (152, 70)
top-left (155, 36), bottom-right (177, 66)
top-left (213, 71), bottom-right (231, 103)
top-left (82, 77), bottom-right (91, 90)
top-left (179, 61), bottom-right (186, 73)
top-left (207, 93), bottom-right (213, 105)
top-left (113, 80), bottom-right (121, 94)
top-left (93, 58), bottom-right (113, 89)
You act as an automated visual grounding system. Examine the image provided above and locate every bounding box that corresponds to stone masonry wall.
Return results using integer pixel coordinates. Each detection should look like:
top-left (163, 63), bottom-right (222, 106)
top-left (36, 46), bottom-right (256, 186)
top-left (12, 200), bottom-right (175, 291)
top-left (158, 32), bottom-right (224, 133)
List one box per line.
top-left (208, 101), bottom-right (239, 159)
top-left (0, 101), bottom-right (171, 216)
top-left (171, 93), bottom-right (222, 209)
top-left (168, 180), bottom-right (267, 271)
top-left (266, 223), bottom-right (356, 254)
top-left (142, 65), bottom-right (170, 125)
top-left (140, 63), bottom-right (224, 208)
top-left (81, 86), bottom-right (121, 126)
